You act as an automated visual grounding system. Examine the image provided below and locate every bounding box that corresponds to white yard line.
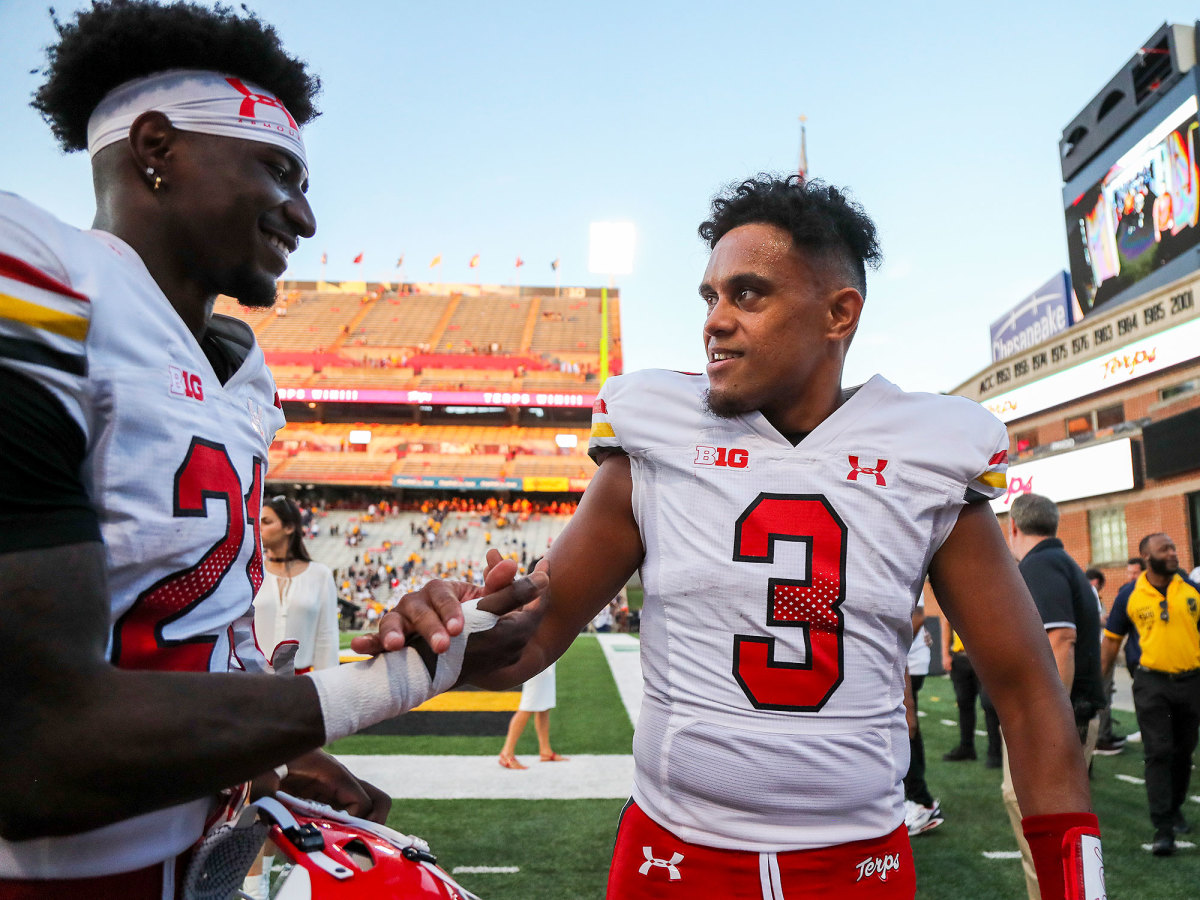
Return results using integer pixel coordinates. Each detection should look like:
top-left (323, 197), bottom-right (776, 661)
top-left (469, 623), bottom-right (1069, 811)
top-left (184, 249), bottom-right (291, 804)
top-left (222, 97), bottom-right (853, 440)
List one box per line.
top-left (334, 752), bottom-right (636, 800)
top-left (595, 632), bottom-right (644, 729)
top-left (333, 635), bottom-right (644, 801)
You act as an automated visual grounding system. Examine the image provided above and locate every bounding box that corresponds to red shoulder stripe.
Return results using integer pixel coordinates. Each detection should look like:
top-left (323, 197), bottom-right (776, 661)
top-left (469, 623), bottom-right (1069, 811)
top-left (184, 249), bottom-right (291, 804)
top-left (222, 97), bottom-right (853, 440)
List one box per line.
top-left (0, 252), bottom-right (90, 303)
top-left (989, 450), bottom-right (1009, 466)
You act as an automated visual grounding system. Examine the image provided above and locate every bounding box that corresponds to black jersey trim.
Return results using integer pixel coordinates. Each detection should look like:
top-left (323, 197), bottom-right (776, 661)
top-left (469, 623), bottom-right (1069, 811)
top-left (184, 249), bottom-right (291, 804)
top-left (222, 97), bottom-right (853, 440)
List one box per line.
top-left (0, 333), bottom-right (86, 375)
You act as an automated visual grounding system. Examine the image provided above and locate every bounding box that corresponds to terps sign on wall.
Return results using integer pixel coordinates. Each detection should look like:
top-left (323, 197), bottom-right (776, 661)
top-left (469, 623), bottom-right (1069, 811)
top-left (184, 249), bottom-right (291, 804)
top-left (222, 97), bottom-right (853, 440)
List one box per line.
top-left (990, 438), bottom-right (1136, 513)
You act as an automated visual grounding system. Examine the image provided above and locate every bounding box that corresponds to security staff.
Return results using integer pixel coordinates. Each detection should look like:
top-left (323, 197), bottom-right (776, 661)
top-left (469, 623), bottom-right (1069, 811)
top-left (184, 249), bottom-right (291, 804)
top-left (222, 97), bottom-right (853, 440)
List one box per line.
top-left (1101, 532), bottom-right (1200, 856)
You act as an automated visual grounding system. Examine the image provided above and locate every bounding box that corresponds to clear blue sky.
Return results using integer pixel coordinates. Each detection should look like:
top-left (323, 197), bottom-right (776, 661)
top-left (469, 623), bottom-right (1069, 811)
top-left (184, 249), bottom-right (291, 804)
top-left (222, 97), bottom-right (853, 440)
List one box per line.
top-left (2, 1), bottom-right (1196, 392)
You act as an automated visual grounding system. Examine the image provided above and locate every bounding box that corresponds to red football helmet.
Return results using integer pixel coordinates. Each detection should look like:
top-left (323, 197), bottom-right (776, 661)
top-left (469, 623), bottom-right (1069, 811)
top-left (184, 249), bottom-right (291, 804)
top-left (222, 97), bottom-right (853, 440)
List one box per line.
top-left (183, 792), bottom-right (479, 900)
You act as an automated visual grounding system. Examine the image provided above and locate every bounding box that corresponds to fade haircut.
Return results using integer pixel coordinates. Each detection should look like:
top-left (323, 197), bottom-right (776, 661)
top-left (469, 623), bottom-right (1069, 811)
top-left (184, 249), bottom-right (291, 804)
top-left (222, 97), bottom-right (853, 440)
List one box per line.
top-left (1009, 492), bottom-right (1059, 537)
top-left (1138, 533), bottom-right (1169, 557)
top-left (698, 174), bottom-right (882, 298)
top-left (33, 0), bottom-right (321, 153)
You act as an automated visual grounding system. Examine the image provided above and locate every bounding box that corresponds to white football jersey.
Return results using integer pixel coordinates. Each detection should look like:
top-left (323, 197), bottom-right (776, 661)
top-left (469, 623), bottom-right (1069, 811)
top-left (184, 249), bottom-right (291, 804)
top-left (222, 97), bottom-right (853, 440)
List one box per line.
top-left (0, 192), bottom-right (284, 877)
top-left (589, 369), bottom-right (1008, 852)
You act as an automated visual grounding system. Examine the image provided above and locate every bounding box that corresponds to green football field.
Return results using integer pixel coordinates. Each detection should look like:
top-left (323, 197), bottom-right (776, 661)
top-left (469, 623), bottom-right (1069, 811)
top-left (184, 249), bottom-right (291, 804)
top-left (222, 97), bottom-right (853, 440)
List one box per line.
top-left (335, 633), bottom-right (1196, 899)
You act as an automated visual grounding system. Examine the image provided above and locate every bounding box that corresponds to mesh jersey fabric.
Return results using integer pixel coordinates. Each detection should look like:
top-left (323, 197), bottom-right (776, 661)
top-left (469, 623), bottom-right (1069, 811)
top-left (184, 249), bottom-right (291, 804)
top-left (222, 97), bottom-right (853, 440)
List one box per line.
top-left (588, 369), bottom-right (1008, 851)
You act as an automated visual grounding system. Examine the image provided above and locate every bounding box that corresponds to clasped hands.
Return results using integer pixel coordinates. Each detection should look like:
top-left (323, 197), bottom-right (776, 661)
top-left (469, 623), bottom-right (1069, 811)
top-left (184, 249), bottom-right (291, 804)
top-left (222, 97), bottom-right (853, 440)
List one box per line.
top-left (351, 549), bottom-right (548, 680)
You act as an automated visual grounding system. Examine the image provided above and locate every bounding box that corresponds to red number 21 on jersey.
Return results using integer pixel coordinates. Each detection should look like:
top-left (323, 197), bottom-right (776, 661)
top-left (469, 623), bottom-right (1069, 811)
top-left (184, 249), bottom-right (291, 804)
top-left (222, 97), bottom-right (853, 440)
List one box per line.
top-left (111, 437), bottom-right (264, 672)
top-left (732, 493), bottom-right (847, 711)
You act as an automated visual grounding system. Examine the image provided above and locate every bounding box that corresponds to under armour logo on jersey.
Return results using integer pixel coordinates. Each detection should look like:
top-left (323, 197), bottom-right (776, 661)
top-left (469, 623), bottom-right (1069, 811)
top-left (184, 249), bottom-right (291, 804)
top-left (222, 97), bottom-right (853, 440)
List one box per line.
top-left (639, 847), bottom-right (684, 880)
top-left (855, 852), bottom-right (901, 883)
top-left (168, 365), bottom-right (204, 402)
top-left (847, 455), bottom-right (887, 486)
top-left (694, 446), bottom-right (749, 468)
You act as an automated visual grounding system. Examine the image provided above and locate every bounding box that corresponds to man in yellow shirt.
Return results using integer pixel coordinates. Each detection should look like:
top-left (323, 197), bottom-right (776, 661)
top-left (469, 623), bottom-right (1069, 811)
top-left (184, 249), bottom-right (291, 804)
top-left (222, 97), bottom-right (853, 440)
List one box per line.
top-left (1100, 532), bottom-right (1200, 855)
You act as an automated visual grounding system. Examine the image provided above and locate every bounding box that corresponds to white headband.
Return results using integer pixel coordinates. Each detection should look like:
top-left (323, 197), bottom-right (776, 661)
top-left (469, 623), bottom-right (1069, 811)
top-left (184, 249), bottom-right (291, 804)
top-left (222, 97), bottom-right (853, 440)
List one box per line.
top-left (86, 68), bottom-right (307, 172)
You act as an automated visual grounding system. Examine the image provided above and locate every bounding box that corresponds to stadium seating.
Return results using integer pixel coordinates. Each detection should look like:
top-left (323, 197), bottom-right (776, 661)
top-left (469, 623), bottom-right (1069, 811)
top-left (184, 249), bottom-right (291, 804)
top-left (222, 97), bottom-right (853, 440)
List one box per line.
top-left (305, 508), bottom-right (571, 584)
top-left (217, 281), bottom-right (614, 489)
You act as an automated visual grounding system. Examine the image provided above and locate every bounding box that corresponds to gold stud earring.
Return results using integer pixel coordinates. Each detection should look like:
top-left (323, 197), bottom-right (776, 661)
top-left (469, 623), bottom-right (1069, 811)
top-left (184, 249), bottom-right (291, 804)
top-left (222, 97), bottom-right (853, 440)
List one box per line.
top-left (146, 167), bottom-right (162, 191)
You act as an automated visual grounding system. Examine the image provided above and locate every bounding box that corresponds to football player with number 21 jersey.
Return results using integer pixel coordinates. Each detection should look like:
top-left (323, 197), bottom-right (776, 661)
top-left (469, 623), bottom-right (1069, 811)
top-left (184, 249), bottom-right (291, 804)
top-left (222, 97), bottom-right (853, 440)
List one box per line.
top-left (378, 175), bottom-right (1105, 899)
top-left (0, 4), bottom-right (538, 897)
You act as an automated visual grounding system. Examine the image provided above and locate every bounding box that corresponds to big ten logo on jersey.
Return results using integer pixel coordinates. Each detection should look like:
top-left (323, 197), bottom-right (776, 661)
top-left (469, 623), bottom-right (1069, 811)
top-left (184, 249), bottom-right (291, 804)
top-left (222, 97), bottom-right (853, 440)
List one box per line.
top-left (694, 445), bottom-right (750, 469)
top-left (169, 364), bottom-right (205, 402)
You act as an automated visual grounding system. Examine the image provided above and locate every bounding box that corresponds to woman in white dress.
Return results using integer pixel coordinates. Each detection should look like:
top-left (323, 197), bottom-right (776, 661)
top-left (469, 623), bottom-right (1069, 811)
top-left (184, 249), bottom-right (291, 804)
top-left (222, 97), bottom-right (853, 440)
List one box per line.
top-left (255, 495), bottom-right (339, 675)
top-left (497, 663), bottom-right (567, 769)
top-left (497, 574), bottom-right (567, 769)
top-left (245, 497), bottom-right (340, 899)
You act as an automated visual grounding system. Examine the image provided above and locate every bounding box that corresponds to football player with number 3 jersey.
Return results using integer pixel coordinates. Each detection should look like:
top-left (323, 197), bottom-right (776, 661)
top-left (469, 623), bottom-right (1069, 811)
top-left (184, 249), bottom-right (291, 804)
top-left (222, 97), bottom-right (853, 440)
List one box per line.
top-left (0, 4), bottom-right (539, 897)
top-left (384, 175), bottom-right (1105, 899)
top-left (589, 368), bottom-right (1009, 855)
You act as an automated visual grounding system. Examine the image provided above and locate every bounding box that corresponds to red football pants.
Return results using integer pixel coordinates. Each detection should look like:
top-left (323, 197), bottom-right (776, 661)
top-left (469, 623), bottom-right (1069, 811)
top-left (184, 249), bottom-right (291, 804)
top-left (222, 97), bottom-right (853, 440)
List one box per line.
top-left (0, 850), bottom-right (188, 900)
top-left (608, 801), bottom-right (916, 899)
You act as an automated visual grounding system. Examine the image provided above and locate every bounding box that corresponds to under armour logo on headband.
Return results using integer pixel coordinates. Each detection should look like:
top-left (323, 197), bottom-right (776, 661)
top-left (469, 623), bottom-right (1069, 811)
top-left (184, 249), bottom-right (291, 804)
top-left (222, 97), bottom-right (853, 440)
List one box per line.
top-left (86, 69), bottom-right (307, 170)
top-left (226, 77), bottom-right (298, 130)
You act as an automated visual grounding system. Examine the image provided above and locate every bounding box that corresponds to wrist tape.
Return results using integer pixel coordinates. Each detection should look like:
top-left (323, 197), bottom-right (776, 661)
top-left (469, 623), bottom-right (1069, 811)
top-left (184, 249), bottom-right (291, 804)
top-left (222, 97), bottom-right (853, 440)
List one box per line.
top-left (1022, 812), bottom-right (1102, 900)
top-left (308, 599), bottom-right (499, 744)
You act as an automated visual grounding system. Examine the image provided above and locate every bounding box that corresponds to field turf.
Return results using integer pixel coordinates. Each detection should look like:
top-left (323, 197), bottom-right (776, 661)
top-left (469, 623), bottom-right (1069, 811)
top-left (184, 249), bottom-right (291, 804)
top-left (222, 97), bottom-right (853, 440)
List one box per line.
top-left (339, 633), bottom-right (1196, 898)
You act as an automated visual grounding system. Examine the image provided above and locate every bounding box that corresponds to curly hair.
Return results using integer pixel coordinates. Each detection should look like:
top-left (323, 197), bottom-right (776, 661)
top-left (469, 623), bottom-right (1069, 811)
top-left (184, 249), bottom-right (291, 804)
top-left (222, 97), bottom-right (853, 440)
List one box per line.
top-left (33, 0), bottom-right (321, 152)
top-left (698, 174), bottom-right (882, 297)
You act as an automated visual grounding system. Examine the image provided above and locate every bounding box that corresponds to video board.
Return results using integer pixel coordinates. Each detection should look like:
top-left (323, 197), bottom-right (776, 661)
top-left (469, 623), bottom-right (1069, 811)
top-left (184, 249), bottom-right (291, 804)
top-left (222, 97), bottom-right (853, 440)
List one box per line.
top-left (1066, 95), bottom-right (1200, 316)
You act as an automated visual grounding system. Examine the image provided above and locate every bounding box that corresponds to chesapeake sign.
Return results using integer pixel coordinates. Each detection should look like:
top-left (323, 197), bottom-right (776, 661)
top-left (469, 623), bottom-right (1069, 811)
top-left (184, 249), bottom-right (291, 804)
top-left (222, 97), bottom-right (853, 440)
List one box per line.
top-left (956, 271), bottom-right (1200, 418)
top-left (989, 272), bottom-right (1073, 364)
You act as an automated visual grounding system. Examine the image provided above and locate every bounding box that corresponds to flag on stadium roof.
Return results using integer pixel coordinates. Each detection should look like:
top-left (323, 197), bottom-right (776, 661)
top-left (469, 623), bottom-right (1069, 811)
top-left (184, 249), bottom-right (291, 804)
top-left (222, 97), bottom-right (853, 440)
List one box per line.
top-left (320, 252), bottom-right (327, 265)
top-left (551, 258), bottom-right (560, 271)
top-left (353, 252), bottom-right (364, 264)
top-left (430, 255), bottom-right (442, 268)
top-left (396, 255), bottom-right (404, 268)
top-left (515, 257), bottom-right (524, 268)
top-left (798, 115), bottom-right (808, 182)
top-left (469, 254), bottom-right (480, 268)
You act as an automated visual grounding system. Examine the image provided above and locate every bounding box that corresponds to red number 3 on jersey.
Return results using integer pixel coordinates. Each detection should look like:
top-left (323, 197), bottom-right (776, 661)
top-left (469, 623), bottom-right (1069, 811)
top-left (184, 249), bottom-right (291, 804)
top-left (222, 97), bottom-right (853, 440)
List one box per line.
top-left (732, 493), bottom-right (847, 711)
